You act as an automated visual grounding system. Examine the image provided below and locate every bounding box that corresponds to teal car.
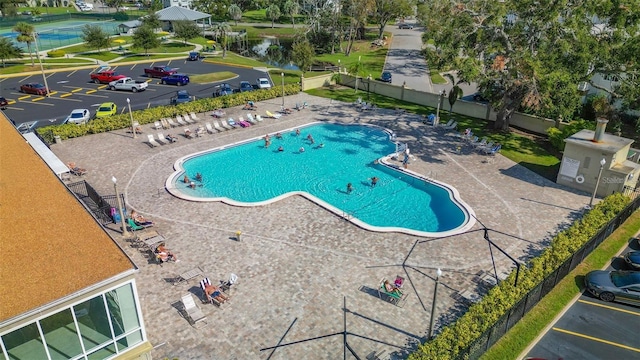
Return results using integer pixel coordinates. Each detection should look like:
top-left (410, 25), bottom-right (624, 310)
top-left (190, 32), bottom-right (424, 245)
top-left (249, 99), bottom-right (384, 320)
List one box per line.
top-left (95, 102), bottom-right (117, 118)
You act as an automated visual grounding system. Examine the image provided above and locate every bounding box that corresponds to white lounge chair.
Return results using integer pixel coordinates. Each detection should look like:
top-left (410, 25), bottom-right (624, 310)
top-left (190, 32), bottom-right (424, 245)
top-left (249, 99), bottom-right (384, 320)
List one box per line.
top-left (184, 128), bottom-right (194, 139)
top-left (160, 118), bottom-right (171, 129)
top-left (213, 121), bottom-right (226, 132)
top-left (205, 123), bottom-right (215, 133)
top-left (441, 121), bottom-right (457, 131)
top-left (155, 133), bottom-right (167, 145)
top-left (153, 121), bottom-right (162, 130)
top-left (190, 112), bottom-right (201, 122)
top-left (147, 134), bottom-right (160, 147)
top-left (439, 119), bottom-right (454, 129)
top-left (183, 113), bottom-right (195, 124)
top-left (220, 120), bottom-right (233, 130)
top-left (256, 115), bottom-right (264, 122)
top-left (176, 115), bottom-right (188, 126)
top-left (245, 114), bottom-right (258, 124)
top-left (166, 118), bottom-right (178, 127)
top-left (180, 294), bottom-right (207, 328)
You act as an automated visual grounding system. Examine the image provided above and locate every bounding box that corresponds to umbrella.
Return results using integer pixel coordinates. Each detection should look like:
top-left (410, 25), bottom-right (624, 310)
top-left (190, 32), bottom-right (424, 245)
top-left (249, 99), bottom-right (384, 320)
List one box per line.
top-left (207, 40), bottom-right (216, 44)
top-left (113, 39), bottom-right (126, 44)
top-left (157, 31), bottom-right (169, 35)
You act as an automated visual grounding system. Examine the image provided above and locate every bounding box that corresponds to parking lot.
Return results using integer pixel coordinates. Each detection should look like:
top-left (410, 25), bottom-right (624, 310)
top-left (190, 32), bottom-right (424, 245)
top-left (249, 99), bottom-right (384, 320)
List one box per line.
top-left (0, 59), bottom-right (270, 127)
top-left (526, 239), bottom-right (640, 359)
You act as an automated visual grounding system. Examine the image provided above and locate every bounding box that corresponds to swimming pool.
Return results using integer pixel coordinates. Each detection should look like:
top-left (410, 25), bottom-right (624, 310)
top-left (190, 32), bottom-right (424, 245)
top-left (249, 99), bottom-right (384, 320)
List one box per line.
top-left (167, 123), bottom-right (475, 237)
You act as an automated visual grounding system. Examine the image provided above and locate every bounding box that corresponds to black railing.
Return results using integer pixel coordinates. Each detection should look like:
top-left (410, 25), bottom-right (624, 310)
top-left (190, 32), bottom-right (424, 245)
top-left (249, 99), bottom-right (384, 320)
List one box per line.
top-left (459, 195), bottom-right (640, 359)
top-left (66, 180), bottom-right (124, 225)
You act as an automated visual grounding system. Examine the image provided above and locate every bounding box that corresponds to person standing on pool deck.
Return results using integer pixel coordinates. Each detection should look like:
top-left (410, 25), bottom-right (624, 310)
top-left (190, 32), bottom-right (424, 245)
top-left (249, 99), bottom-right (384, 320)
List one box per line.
top-left (403, 155), bottom-right (409, 169)
top-left (347, 183), bottom-right (353, 194)
top-left (371, 177), bottom-right (379, 187)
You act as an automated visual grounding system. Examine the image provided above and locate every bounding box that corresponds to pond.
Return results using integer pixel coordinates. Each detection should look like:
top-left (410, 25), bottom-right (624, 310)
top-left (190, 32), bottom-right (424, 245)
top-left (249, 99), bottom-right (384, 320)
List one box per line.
top-left (236, 37), bottom-right (299, 70)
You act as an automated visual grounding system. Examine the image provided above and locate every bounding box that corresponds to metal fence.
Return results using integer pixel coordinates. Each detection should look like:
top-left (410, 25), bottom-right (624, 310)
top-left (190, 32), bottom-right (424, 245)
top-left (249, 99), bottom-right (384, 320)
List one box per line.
top-left (460, 195), bottom-right (640, 359)
top-left (0, 13), bottom-right (115, 28)
top-left (66, 180), bottom-right (124, 225)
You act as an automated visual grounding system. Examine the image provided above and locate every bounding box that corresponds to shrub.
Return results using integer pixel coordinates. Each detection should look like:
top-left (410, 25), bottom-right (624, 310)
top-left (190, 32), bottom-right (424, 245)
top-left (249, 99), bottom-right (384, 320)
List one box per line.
top-left (546, 118), bottom-right (595, 151)
top-left (113, 11), bottom-right (129, 21)
top-left (47, 50), bottom-right (66, 58)
top-left (36, 84), bottom-right (301, 141)
top-left (409, 193), bottom-right (631, 360)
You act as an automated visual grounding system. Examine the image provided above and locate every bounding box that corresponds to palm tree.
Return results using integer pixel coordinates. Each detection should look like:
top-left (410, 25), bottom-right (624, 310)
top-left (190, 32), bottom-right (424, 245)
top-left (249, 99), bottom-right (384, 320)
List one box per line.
top-left (227, 4), bottom-right (242, 26)
top-left (13, 22), bottom-right (35, 66)
top-left (265, 4), bottom-right (281, 29)
top-left (444, 74), bottom-right (464, 114)
top-left (283, 0), bottom-right (300, 28)
top-left (211, 22), bottom-right (231, 58)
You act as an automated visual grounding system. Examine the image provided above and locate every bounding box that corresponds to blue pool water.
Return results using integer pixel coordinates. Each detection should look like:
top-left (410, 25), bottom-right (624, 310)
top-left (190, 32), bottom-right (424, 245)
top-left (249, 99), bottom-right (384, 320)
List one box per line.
top-left (173, 123), bottom-right (468, 234)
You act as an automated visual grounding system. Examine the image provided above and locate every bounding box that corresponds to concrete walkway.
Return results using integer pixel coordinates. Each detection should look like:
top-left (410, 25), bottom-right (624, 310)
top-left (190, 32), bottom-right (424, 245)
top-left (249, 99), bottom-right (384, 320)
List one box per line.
top-left (51, 94), bottom-right (589, 359)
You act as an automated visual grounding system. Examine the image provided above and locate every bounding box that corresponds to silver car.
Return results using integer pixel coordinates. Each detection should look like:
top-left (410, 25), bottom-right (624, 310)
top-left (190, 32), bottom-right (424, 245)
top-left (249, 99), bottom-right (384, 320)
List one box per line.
top-left (65, 109), bottom-right (91, 124)
top-left (584, 270), bottom-right (640, 306)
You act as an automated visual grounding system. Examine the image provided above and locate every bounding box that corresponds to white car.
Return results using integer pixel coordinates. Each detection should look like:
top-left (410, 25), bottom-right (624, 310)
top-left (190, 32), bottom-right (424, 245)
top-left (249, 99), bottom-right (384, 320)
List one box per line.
top-left (65, 109), bottom-right (91, 124)
top-left (256, 78), bottom-right (272, 89)
top-left (80, 3), bottom-right (93, 11)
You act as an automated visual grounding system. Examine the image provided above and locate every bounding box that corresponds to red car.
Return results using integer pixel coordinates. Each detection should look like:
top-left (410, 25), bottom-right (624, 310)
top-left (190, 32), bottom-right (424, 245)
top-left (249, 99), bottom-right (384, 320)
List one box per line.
top-left (90, 71), bottom-right (127, 84)
top-left (0, 96), bottom-right (8, 109)
top-left (20, 83), bottom-right (48, 96)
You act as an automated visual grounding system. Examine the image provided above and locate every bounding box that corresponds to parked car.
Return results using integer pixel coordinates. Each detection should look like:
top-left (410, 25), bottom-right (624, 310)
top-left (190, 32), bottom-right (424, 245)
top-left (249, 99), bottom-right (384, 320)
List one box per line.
top-left (20, 83), bottom-right (48, 96)
top-left (256, 78), bottom-right (271, 89)
top-left (584, 270), bottom-right (640, 305)
top-left (64, 109), bottom-right (91, 124)
top-left (171, 90), bottom-right (193, 105)
top-left (0, 96), bottom-right (8, 109)
top-left (144, 65), bottom-right (177, 78)
top-left (381, 71), bottom-right (392, 83)
top-left (108, 77), bottom-right (148, 92)
top-left (239, 81), bottom-right (254, 92)
top-left (473, 93), bottom-right (489, 102)
top-left (187, 52), bottom-right (200, 61)
top-left (90, 71), bottom-right (126, 84)
top-left (213, 83), bottom-right (234, 97)
top-left (398, 23), bottom-right (414, 29)
top-left (161, 74), bottom-right (190, 86)
top-left (624, 251), bottom-right (640, 269)
top-left (95, 102), bottom-right (117, 118)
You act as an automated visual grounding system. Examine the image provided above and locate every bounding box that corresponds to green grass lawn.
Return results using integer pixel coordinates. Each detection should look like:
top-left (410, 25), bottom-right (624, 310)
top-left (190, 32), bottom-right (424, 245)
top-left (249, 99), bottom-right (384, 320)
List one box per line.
top-left (306, 87), bottom-right (561, 180)
top-left (231, 25), bottom-right (299, 38)
top-left (189, 71), bottom-right (237, 84)
top-left (112, 54), bottom-right (185, 63)
top-left (30, 6), bottom-right (79, 15)
top-left (482, 210), bottom-right (640, 359)
top-left (130, 42), bottom-right (195, 54)
top-left (203, 53), bottom-right (271, 68)
top-left (315, 36), bottom-right (390, 80)
top-left (240, 9), bottom-right (305, 25)
top-left (430, 71), bottom-right (447, 84)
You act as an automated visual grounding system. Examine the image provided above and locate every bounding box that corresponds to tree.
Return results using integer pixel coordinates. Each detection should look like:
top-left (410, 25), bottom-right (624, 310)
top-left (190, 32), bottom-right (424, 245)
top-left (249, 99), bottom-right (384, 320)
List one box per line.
top-left (343, 0), bottom-right (374, 56)
top-left (132, 25), bottom-right (160, 55)
top-left (141, 13), bottom-right (161, 30)
top-left (172, 20), bottom-right (201, 44)
top-left (283, 0), bottom-right (300, 28)
top-left (265, 4), bottom-right (281, 28)
top-left (13, 22), bottom-right (35, 66)
top-left (82, 24), bottom-right (110, 52)
top-left (419, 0), bottom-right (640, 131)
top-left (291, 36), bottom-right (315, 72)
top-left (191, 0), bottom-right (231, 17)
top-left (211, 22), bottom-right (231, 58)
top-left (372, 0), bottom-right (413, 39)
top-left (0, 37), bottom-right (22, 67)
top-left (227, 4), bottom-right (242, 26)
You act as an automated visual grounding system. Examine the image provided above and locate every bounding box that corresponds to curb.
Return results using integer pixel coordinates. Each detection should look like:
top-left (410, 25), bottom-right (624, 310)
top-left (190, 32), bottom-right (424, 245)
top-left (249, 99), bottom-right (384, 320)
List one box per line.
top-left (201, 59), bottom-right (256, 70)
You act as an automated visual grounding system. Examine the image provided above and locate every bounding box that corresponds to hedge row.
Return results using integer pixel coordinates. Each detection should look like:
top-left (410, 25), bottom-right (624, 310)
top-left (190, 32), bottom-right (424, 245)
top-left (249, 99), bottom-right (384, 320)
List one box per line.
top-left (409, 193), bottom-right (631, 359)
top-left (36, 84), bottom-right (301, 144)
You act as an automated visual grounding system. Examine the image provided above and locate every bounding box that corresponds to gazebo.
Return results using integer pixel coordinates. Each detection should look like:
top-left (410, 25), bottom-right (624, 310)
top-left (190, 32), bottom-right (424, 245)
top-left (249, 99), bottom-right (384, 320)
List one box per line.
top-left (118, 20), bottom-right (142, 35)
top-left (155, 6), bottom-right (211, 32)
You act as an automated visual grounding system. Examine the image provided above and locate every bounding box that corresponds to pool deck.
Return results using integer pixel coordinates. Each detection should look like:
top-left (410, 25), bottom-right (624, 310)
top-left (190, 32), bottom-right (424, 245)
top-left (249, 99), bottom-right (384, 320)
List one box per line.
top-left (51, 93), bottom-right (591, 359)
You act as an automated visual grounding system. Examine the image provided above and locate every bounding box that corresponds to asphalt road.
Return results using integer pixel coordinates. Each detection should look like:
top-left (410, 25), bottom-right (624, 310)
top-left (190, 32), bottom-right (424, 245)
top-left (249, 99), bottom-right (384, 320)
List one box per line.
top-left (525, 239), bottom-right (640, 360)
top-left (1, 59), bottom-right (270, 127)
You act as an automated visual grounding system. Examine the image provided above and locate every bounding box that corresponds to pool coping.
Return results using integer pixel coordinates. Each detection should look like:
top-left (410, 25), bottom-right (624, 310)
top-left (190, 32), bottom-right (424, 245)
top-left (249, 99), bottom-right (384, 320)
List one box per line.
top-left (165, 121), bottom-right (476, 238)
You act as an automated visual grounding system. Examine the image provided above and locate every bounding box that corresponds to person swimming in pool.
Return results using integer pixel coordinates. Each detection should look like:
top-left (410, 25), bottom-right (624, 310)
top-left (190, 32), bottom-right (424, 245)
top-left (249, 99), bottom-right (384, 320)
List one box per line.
top-left (347, 183), bottom-right (353, 194)
top-left (278, 146), bottom-right (284, 152)
top-left (195, 173), bottom-right (203, 182)
top-left (371, 177), bottom-right (379, 187)
top-left (183, 175), bottom-right (190, 183)
top-left (275, 132), bottom-right (283, 139)
top-left (299, 147), bottom-right (305, 153)
top-left (307, 134), bottom-right (315, 144)
top-left (295, 129), bottom-right (301, 136)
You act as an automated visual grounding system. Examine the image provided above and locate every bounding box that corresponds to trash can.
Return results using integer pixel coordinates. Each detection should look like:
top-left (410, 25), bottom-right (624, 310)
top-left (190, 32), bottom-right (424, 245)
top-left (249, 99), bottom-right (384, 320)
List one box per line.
top-left (54, 135), bottom-right (61, 144)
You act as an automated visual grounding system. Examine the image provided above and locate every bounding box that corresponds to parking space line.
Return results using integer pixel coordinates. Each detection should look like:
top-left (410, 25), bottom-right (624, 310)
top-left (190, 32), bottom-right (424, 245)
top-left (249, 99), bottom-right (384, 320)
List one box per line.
top-left (32, 97), bottom-right (46, 102)
top-left (7, 106), bottom-right (23, 110)
top-left (97, 85), bottom-right (107, 89)
top-left (71, 88), bottom-right (83, 93)
top-left (578, 299), bottom-right (640, 316)
top-left (46, 73), bottom-right (55, 79)
top-left (0, 78), bottom-right (6, 83)
top-left (86, 89), bottom-right (97, 94)
top-left (52, 96), bottom-right (82, 102)
top-left (130, 64), bottom-right (137, 70)
top-left (18, 75), bottom-right (32, 82)
top-left (26, 100), bottom-right (53, 106)
top-left (7, 100), bottom-right (16, 104)
top-left (552, 327), bottom-right (640, 353)
top-left (60, 93), bottom-right (72, 98)
top-left (18, 95), bottom-right (31, 100)
top-left (67, 70), bottom-right (78, 77)
top-left (49, 91), bottom-right (58, 95)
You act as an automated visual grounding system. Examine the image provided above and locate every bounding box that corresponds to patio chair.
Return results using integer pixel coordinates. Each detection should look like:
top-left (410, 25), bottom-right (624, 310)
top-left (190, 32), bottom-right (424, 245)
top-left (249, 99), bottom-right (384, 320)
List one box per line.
top-left (146, 134), bottom-right (160, 147)
top-left (256, 115), bottom-right (264, 122)
top-left (176, 115), bottom-right (188, 126)
top-left (199, 277), bottom-right (228, 307)
top-left (473, 137), bottom-right (488, 149)
top-left (377, 278), bottom-right (408, 307)
top-left (441, 121), bottom-right (458, 131)
top-left (153, 121), bottom-right (162, 130)
top-left (167, 118), bottom-right (180, 128)
top-left (227, 118), bottom-right (239, 128)
top-left (126, 218), bottom-right (146, 232)
top-left (67, 162), bottom-right (87, 176)
top-left (247, 113), bottom-right (258, 123)
top-left (220, 273), bottom-right (238, 293)
top-left (237, 117), bottom-right (251, 127)
top-left (190, 112), bottom-right (201, 122)
top-left (205, 123), bottom-right (216, 134)
top-left (173, 265), bottom-right (204, 286)
top-left (161, 118), bottom-right (171, 129)
top-left (184, 128), bottom-right (195, 139)
top-left (180, 294), bottom-right (207, 328)
top-left (213, 121), bottom-right (226, 132)
top-left (182, 113), bottom-right (195, 124)
top-left (476, 141), bottom-right (494, 153)
top-left (483, 143), bottom-right (501, 155)
top-left (265, 110), bottom-right (281, 119)
top-left (211, 109), bottom-right (225, 118)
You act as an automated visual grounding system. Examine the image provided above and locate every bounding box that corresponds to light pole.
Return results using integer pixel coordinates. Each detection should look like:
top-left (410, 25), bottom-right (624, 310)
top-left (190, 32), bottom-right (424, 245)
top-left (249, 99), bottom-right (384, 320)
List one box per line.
top-left (435, 90), bottom-right (446, 126)
top-left (112, 177), bottom-right (130, 238)
top-left (428, 268), bottom-right (442, 339)
top-left (281, 72), bottom-right (285, 107)
top-left (338, 59), bottom-right (341, 73)
top-left (126, 98), bottom-right (136, 139)
top-left (355, 55), bottom-right (361, 94)
top-left (589, 158), bottom-right (606, 208)
top-left (367, 74), bottom-right (372, 101)
top-left (32, 32), bottom-right (50, 97)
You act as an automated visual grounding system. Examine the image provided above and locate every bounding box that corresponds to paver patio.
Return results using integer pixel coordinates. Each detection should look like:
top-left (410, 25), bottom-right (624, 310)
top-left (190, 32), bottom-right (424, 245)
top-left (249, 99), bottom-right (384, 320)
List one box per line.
top-left (51, 93), bottom-right (590, 359)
